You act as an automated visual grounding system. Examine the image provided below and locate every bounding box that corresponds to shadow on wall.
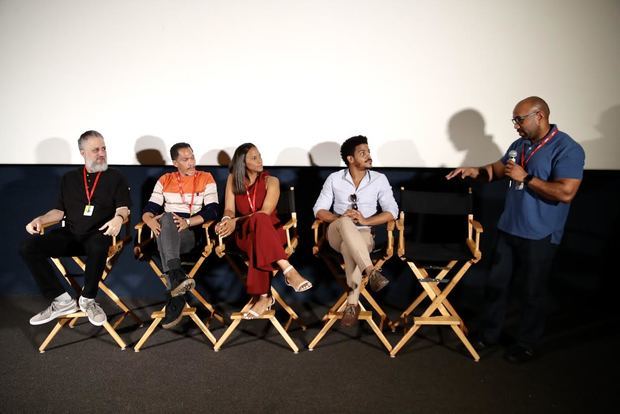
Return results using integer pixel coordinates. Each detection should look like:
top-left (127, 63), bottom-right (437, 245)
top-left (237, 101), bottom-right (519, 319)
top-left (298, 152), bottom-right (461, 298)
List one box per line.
top-left (309, 142), bottom-right (341, 166)
top-left (36, 138), bottom-right (72, 164)
top-left (580, 104), bottom-right (620, 170)
top-left (377, 139), bottom-right (424, 167)
top-left (448, 108), bottom-right (503, 167)
top-left (275, 147), bottom-right (311, 166)
top-left (135, 135), bottom-right (167, 165)
top-left (199, 149), bottom-right (232, 166)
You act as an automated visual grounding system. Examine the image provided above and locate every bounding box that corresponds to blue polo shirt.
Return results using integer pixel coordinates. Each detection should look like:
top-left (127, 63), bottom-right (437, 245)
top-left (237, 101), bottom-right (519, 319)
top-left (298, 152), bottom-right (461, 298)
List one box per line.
top-left (498, 125), bottom-right (585, 244)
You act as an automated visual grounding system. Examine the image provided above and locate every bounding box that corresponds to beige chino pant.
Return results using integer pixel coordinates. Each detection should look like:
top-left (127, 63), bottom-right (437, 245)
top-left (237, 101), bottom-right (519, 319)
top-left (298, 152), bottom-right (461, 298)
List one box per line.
top-left (327, 217), bottom-right (374, 304)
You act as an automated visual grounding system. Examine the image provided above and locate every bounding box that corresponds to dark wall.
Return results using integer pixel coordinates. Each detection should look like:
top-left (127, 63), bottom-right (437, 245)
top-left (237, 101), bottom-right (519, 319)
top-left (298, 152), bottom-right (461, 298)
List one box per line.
top-left (2, 165), bottom-right (619, 313)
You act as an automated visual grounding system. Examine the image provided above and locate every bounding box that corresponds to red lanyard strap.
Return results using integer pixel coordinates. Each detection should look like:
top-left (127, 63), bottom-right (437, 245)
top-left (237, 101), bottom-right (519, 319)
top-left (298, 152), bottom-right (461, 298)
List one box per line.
top-left (83, 167), bottom-right (102, 205)
top-left (246, 182), bottom-right (258, 213)
top-left (176, 172), bottom-right (197, 215)
top-left (521, 127), bottom-right (558, 168)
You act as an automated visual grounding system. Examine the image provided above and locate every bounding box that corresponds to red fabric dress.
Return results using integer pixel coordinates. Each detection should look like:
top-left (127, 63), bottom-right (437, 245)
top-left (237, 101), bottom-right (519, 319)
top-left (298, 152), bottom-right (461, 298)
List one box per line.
top-left (234, 172), bottom-right (287, 295)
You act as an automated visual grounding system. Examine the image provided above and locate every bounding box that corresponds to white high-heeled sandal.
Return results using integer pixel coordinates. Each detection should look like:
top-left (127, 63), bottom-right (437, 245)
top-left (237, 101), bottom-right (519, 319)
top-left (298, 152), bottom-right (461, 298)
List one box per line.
top-left (242, 295), bottom-right (275, 320)
top-left (283, 265), bottom-right (313, 292)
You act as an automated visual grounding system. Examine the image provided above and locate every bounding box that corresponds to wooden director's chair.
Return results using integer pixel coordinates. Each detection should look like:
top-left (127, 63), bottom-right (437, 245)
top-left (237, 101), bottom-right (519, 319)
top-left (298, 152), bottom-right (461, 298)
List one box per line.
top-left (132, 220), bottom-right (222, 351)
top-left (38, 217), bottom-right (137, 352)
top-left (213, 187), bottom-right (305, 354)
top-left (389, 188), bottom-right (483, 360)
top-left (307, 219), bottom-right (395, 353)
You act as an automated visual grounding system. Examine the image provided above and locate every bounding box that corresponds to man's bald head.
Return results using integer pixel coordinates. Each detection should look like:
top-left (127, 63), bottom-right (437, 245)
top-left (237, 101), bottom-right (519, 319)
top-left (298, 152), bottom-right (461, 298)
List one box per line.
top-left (516, 96), bottom-right (550, 119)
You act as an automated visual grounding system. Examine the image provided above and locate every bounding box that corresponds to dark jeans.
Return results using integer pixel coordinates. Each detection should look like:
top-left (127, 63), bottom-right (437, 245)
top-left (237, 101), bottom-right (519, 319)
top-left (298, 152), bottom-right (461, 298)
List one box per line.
top-left (19, 228), bottom-right (113, 300)
top-left (480, 231), bottom-right (558, 348)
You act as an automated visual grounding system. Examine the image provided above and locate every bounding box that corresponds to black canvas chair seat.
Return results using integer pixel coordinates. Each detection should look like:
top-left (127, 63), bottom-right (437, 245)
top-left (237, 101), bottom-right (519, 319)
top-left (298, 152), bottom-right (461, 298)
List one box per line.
top-left (403, 241), bottom-right (474, 262)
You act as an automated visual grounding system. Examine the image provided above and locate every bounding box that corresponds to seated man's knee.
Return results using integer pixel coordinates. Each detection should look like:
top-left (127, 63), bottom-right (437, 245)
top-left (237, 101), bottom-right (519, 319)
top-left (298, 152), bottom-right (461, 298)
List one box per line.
top-left (334, 216), bottom-right (355, 228)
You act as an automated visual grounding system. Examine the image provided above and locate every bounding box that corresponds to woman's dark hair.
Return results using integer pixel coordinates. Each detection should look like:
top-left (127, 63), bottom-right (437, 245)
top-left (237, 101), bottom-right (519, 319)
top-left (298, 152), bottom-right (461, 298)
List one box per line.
top-left (229, 142), bottom-right (256, 195)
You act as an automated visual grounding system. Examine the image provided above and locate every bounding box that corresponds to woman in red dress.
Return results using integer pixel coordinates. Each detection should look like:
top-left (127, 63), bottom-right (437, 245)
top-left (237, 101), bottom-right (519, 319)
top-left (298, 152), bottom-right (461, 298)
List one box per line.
top-left (215, 143), bottom-right (312, 318)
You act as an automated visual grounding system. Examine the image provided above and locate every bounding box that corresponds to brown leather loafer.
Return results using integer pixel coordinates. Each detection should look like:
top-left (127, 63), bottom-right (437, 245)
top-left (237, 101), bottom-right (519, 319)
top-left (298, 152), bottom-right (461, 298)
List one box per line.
top-left (340, 303), bottom-right (360, 328)
top-left (369, 270), bottom-right (390, 292)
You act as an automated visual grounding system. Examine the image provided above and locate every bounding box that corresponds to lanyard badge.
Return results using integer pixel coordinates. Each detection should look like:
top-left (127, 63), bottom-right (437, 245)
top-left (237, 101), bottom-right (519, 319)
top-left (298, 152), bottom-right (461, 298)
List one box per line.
top-left (83, 168), bottom-right (102, 216)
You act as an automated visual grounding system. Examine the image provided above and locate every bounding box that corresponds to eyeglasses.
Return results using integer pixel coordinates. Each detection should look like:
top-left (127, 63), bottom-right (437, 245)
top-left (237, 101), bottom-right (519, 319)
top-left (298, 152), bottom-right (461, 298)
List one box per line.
top-left (511, 111), bottom-right (538, 125)
top-left (349, 193), bottom-right (358, 210)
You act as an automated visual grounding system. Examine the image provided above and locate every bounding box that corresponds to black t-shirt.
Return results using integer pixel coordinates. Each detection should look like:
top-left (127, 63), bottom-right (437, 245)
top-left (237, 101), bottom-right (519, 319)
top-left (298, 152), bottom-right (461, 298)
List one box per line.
top-left (55, 167), bottom-right (131, 235)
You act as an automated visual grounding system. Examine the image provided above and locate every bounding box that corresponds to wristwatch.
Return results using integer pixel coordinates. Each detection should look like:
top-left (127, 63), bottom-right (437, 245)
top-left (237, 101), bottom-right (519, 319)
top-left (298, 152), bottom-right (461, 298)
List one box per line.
top-left (185, 218), bottom-right (191, 227)
top-left (523, 174), bottom-right (534, 186)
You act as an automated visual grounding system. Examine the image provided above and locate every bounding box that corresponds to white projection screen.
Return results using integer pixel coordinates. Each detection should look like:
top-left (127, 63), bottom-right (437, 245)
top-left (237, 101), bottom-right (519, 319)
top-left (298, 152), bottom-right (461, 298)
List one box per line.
top-left (1, 0), bottom-right (619, 169)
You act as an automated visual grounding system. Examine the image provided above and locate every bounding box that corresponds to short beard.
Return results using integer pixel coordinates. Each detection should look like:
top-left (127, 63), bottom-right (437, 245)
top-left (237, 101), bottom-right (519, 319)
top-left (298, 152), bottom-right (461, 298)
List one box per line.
top-left (87, 160), bottom-right (108, 172)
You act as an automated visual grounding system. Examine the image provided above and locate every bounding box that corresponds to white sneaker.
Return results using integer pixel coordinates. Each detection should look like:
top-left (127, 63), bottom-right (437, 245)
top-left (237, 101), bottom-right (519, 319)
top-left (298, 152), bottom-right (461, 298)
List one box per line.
top-left (78, 297), bottom-right (107, 326)
top-left (29, 299), bottom-right (78, 325)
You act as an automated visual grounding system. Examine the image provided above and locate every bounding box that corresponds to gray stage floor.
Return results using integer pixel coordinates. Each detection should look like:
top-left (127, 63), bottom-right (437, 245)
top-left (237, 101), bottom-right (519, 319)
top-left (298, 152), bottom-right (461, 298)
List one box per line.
top-left (0, 295), bottom-right (616, 413)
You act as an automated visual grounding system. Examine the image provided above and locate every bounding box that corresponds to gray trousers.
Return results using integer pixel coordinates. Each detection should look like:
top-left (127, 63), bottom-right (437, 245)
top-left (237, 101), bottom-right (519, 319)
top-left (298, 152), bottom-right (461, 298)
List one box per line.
top-left (156, 213), bottom-right (196, 277)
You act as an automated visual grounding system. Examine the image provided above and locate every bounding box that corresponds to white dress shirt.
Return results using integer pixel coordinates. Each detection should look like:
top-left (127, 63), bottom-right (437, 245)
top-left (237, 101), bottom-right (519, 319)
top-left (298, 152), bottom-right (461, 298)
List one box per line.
top-left (313, 169), bottom-right (399, 225)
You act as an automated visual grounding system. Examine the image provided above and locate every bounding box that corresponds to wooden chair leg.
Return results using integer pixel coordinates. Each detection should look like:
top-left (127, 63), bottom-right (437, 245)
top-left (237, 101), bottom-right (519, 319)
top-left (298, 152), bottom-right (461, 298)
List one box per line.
top-left (39, 318), bottom-right (70, 353)
top-left (360, 288), bottom-right (388, 330)
top-left (134, 317), bottom-right (163, 352)
top-left (271, 287), bottom-right (306, 331)
top-left (190, 288), bottom-right (226, 325)
top-left (189, 312), bottom-right (217, 345)
top-left (102, 321), bottom-right (127, 350)
top-left (213, 319), bottom-right (243, 351)
top-left (268, 315), bottom-right (299, 353)
top-left (98, 282), bottom-right (142, 326)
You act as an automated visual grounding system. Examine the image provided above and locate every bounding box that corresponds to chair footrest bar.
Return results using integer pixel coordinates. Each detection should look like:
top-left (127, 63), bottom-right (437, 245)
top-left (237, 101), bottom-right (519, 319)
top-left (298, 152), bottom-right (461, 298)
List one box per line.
top-left (414, 316), bottom-right (459, 325)
top-left (230, 310), bottom-right (275, 320)
top-left (151, 307), bottom-right (197, 319)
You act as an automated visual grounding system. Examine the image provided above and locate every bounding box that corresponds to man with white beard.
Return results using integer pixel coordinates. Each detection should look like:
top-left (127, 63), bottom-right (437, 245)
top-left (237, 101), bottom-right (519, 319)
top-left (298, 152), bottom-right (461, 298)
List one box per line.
top-left (20, 130), bottom-right (131, 327)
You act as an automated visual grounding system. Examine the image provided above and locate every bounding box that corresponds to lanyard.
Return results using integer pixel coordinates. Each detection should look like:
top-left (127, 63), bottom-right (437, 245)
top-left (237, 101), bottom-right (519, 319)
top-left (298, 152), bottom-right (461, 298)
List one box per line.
top-left (176, 172), bottom-right (197, 215)
top-left (82, 167), bottom-right (102, 205)
top-left (246, 181), bottom-right (258, 213)
top-left (520, 127), bottom-right (558, 168)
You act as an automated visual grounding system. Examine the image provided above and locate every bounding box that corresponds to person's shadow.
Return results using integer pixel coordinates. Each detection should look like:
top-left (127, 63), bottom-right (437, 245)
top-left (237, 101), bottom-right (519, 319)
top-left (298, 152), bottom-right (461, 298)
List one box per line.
top-left (580, 104), bottom-right (620, 170)
top-left (448, 109), bottom-right (503, 167)
top-left (134, 135), bottom-right (167, 166)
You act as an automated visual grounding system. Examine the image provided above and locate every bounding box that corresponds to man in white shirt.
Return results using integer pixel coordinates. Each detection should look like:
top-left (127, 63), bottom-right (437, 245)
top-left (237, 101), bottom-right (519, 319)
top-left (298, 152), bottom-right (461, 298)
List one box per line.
top-left (313, 135), bottom-right (399, 327)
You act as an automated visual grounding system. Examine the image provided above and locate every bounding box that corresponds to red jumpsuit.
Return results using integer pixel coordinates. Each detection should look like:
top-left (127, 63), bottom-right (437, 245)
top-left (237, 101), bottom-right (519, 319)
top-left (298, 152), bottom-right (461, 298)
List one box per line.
top-left (234, 172), bottom-right (287, 295)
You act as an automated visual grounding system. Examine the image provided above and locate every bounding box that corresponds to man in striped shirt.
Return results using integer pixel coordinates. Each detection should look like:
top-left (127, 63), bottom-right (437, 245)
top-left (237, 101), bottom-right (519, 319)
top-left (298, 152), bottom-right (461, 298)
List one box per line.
top-left (142, 142), bottom-right (219, 329)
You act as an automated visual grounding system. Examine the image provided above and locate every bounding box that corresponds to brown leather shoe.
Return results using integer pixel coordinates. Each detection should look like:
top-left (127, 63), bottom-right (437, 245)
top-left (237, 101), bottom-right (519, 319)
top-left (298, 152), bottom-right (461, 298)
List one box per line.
top-left (340, 303), bottom-right (360, 328)
top-left (369, 269), bottom-right (389, 292)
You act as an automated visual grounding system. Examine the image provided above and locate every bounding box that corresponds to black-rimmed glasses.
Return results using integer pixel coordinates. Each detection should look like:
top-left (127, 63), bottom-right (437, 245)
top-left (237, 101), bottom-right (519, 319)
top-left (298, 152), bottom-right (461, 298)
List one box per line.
top-left (349, 193), bottom-right (358, 210)
top-left (511, 111), bottom-right (538, 125)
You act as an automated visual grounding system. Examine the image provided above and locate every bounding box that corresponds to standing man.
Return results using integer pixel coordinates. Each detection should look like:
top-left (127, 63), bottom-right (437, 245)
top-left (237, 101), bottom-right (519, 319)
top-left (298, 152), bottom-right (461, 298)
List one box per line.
top-left (21, 130), bottom-right (131, 327)
top-left (142, 142), bottom-right (219, 329)
top-left (446, 96), bottom-right (585, 363)
top-left (313, 135), bottom-right (399, 327)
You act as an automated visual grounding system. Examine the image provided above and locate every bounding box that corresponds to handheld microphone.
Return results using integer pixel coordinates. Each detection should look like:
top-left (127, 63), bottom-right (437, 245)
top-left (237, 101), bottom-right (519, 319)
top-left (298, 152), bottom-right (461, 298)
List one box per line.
top-left (508, 150), bottom-right (517, 188)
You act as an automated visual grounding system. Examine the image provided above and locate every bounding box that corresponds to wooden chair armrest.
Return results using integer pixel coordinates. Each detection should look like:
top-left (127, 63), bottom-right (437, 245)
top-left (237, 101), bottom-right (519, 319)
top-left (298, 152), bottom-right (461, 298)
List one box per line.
top-left (385, 220), bottom-right (395, 258)
top-left (39, 220), bottom-right (62, 235)
top-left (470, 218), bottom-right (484, 233)
top-left (215, 234), bottom-right (226, 258)
top-left (282, 217), bottom-right (297, 231)
top-left (396, 213), bottom-right (405, 258)
top-left (201, 220), bottom-right (215, 246)
top-left (311, 219), bottom-right (322, 230)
